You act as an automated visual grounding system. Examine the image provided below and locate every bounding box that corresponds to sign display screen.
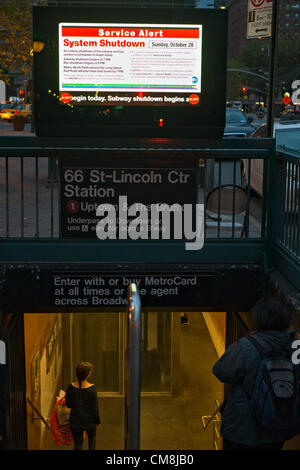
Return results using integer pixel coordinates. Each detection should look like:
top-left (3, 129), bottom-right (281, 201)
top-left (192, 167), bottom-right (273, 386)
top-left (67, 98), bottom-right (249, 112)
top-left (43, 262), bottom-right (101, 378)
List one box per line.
top-left (33, 6), bottom-right (227, 138)
top-left (59, 23), bottom-right (202, 107)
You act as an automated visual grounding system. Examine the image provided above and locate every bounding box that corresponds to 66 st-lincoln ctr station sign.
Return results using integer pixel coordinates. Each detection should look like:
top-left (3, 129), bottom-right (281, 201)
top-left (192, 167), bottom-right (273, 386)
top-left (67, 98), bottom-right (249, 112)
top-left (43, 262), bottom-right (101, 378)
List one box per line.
top-left (60, 159), bottom-right (204, 251)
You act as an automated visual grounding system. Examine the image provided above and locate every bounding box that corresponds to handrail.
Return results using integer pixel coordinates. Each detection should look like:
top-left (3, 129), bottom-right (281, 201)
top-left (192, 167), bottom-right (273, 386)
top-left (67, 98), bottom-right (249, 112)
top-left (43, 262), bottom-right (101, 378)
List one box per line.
top-left (124, 283), bottom-right (142, 450)
top-left (27, 397), bottom-right (50, 429)
top-left (202, 399), bottom-right (222, 430)
top-left (202, 399), bottom-right (222, 450)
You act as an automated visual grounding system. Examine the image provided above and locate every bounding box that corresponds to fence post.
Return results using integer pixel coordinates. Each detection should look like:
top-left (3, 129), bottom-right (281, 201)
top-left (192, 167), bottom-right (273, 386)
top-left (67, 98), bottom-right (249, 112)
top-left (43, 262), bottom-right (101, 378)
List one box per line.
top-left (124, 284), bottom-right (142, 450)
top-left (266, 142), bottom-right (278, 276)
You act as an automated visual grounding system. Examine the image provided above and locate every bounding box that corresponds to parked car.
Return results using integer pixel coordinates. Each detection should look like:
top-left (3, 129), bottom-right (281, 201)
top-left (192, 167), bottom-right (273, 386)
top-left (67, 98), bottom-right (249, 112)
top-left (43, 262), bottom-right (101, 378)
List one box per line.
top-left (251, 120), bottom-right (300, 139)
top-left (0, 104), bottom-right (32, 122)
top-left (0, 107), bottom-right (19, 121)
top-left (211, 108), bottom-right (254, 190)
top-left (0, 102), bottom-right (14, 112)
top-left (224, 108), bottom-right (255, 138)
top-left (227, 100), bottom-right (243, 110)
top-left (17, 104), bottom-right (32, 123)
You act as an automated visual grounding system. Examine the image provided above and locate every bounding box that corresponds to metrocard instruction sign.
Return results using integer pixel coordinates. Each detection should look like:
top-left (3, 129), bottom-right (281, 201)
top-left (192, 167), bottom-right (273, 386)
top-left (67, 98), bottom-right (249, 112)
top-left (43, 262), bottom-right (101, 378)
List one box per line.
top-left (247, 0), bottom-right (272, 39)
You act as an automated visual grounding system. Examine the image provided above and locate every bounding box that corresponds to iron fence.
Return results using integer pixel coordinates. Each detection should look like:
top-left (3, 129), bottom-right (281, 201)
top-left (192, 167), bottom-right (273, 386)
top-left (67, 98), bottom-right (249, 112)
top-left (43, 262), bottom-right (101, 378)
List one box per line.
top-left (1, 313), bottom-right (27, 450)
top-left (224, 312), bottom-right (250, 401)
top-left (275, 152), bottom-right (300, 259)
top-left (0, 139), bottom-right (298, 286)
top-left (272, 150), bottom-right (300, 291)
top-left (0, 150), bottom-right (270, 241)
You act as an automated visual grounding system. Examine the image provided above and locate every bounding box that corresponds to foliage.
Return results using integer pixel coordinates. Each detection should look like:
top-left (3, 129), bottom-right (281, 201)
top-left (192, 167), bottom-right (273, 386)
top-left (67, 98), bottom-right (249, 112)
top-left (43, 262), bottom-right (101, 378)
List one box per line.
top-left (0, 0), bottom-right (46, 84)
top-left (226, 57), bottom-right (247, 101)
top-left (228, 36), bottom-right (300, 101)
top-left (11, 113), bottom-right (26, 121)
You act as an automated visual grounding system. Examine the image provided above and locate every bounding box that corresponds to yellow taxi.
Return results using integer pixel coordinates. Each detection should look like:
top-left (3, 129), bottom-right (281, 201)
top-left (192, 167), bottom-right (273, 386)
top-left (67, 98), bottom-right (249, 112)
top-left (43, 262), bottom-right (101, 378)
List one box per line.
top-left (18, 104), bottom-right (32, 122)
top-left (0, 107), bottom-right (18, 121)
top-left (0, 104), bottom-right (32, 122)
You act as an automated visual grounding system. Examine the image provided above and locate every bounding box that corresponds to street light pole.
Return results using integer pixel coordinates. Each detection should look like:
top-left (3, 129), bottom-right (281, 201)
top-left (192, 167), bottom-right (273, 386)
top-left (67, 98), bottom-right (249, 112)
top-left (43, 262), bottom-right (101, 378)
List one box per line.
top-left (266, 0), bottom-right (280, 137)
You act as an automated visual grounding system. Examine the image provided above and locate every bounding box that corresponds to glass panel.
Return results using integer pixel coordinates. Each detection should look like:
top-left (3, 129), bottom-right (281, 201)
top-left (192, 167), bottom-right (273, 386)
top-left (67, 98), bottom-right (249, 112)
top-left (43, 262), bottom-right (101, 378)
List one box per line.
top-left (141, 312), bottom-right (171, 392)
top-left (72, 313), bottom-right (120, 392)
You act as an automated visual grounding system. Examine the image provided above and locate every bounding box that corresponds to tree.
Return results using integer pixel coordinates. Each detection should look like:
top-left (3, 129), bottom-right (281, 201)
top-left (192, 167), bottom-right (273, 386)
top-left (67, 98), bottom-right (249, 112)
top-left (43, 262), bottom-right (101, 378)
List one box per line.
top-left (229, 37), bottom-right (300, 101)
top-left (0, 0), bottom-right (45, 84)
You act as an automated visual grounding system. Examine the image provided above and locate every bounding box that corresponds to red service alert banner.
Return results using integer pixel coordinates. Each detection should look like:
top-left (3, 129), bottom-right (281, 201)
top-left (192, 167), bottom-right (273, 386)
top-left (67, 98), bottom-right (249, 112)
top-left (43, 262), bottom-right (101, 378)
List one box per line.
top-left (58, 23), bottom-right (202, 107)
top-left (61, 27), bottom-right (200, 39)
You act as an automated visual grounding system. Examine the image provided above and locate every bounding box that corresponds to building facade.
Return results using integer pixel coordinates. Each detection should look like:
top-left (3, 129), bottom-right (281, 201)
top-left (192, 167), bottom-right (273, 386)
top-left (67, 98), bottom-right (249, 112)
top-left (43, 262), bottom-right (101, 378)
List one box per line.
top-left (226, 0), bottom-right (300, 58)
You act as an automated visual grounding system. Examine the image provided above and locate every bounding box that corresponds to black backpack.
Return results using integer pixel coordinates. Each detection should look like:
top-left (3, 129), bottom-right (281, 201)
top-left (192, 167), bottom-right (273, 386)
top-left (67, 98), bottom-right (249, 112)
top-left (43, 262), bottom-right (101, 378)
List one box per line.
top-left (245, 335), bottom-right (300, 434)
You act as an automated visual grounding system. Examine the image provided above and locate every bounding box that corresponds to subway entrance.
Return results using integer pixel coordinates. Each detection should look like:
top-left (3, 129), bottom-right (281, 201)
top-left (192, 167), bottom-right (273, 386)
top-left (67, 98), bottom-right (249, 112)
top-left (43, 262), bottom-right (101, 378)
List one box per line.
top-left (22, 310), bottom-right (225, 450)
top-left (1, 263), bottom-right (260, 450)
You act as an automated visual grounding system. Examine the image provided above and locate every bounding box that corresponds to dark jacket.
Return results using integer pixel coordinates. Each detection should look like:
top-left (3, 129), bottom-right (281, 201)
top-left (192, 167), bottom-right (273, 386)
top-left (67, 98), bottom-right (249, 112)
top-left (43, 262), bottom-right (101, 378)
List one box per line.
top-left (213, 329), bottom-right (297, 446)
top-left (65, 383), bottom-right (100, 427)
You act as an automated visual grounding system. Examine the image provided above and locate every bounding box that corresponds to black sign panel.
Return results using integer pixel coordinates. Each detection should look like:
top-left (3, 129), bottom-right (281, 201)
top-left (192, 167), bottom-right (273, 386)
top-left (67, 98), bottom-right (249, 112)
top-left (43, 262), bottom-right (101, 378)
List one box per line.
top-left (34, 7), bottom-right (227, 138)
top-left (3, 264), bottom-right (261, 312)
top-left (51, 272), bottom-right (214, 308)
top-left (60, 157), bottom-right (197, 238)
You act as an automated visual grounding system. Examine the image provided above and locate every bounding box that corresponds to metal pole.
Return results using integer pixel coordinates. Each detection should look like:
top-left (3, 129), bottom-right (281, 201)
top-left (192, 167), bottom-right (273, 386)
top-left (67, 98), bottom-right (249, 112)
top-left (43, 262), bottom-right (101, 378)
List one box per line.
top-left (266, 0), bottom-right (280, 137)
top-left (125, 283), bottom-right (141, 450)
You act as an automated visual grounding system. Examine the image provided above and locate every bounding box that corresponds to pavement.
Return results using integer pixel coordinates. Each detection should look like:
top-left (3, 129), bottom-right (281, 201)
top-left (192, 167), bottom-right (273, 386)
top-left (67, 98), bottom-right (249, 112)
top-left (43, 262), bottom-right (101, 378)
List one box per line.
top-left (0, 121), bottom-right (34, 136)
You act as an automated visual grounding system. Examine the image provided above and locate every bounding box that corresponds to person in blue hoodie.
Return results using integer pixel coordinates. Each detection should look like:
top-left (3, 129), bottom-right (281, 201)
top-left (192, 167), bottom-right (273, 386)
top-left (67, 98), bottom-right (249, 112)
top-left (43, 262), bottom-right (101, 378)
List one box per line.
top-left (213, 298), bottom-right (299, 450)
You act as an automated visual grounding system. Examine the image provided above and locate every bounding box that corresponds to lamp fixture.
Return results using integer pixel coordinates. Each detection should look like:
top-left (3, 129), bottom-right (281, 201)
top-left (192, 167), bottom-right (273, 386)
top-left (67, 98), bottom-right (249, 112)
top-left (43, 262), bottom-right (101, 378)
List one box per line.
top-left (33, 41), bottom-right (45, 53)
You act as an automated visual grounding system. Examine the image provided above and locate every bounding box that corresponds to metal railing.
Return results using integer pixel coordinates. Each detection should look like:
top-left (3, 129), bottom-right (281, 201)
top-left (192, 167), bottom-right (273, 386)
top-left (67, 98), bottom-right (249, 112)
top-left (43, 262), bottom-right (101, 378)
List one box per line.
top-left (1, 313), bottom-right (27, 449)
top-left (202, 399), bottom-right (222, 450)
top-left (273, 150), bottom-right (300, 290)
top-left (124, 283), bottom-right (142, 450)
top-left (27, 397), bottom-right (51, 430)
top-left (224, 312), bottom-right (250, 402)
top-left (0, 138), bottom-right (298, 289)
top-left (0, 156), bottom-right (59, 239)
top-left (225, 312), bottom-right (250, 348)
top-left (0, 151), bottom-right (270, 241)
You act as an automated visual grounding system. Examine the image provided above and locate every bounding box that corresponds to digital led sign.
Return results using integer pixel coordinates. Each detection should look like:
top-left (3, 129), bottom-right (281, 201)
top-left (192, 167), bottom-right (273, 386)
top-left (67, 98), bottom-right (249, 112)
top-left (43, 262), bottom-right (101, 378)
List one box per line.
top-left (59, 23), bottom-right (202, 108)
top-left (33, 7), bottom-right (227, 138)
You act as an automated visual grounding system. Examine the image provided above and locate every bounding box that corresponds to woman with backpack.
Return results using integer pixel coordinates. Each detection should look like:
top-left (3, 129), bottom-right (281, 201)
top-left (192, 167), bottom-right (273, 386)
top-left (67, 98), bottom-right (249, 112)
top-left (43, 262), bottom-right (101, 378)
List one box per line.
top-left (65, 361), bottom-right (101, 450)
top-left (213, 298), bottom-right (300, 450)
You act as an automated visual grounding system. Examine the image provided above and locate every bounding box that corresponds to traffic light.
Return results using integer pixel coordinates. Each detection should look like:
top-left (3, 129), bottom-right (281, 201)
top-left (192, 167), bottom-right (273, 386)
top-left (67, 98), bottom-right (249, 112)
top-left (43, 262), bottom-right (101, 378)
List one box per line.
top-left (241, 86), bottom-right (247, 94)
top-left (281, 82), bottom-right (291, 98)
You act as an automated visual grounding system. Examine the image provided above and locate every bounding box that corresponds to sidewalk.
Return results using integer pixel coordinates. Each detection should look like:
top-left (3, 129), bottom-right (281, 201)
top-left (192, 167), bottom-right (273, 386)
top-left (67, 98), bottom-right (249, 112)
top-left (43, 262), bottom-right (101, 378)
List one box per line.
top-left (0, 123), bottom-right (35, 136)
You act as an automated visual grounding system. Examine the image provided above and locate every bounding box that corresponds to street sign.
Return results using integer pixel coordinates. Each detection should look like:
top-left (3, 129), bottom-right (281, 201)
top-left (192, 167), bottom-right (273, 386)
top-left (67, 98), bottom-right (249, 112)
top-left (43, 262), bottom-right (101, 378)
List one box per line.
top-left (282, 95), bottom-right (292, 106)
top-left (247, 0), bottom-right (272, 39)
top-left (59, 156), bottom-right (197, 239)
top-left (3, 264), bottom-right (261, 311)
top-left (51, 272), bottom-right (215, 308)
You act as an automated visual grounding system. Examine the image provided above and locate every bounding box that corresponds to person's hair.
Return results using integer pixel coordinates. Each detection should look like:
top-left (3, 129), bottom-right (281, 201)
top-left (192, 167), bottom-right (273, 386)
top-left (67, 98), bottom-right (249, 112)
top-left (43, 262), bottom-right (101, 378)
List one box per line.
top-left (250, 297), bottom-right (290, 332)
top-left (76, 361), bottom-right (93, 389)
